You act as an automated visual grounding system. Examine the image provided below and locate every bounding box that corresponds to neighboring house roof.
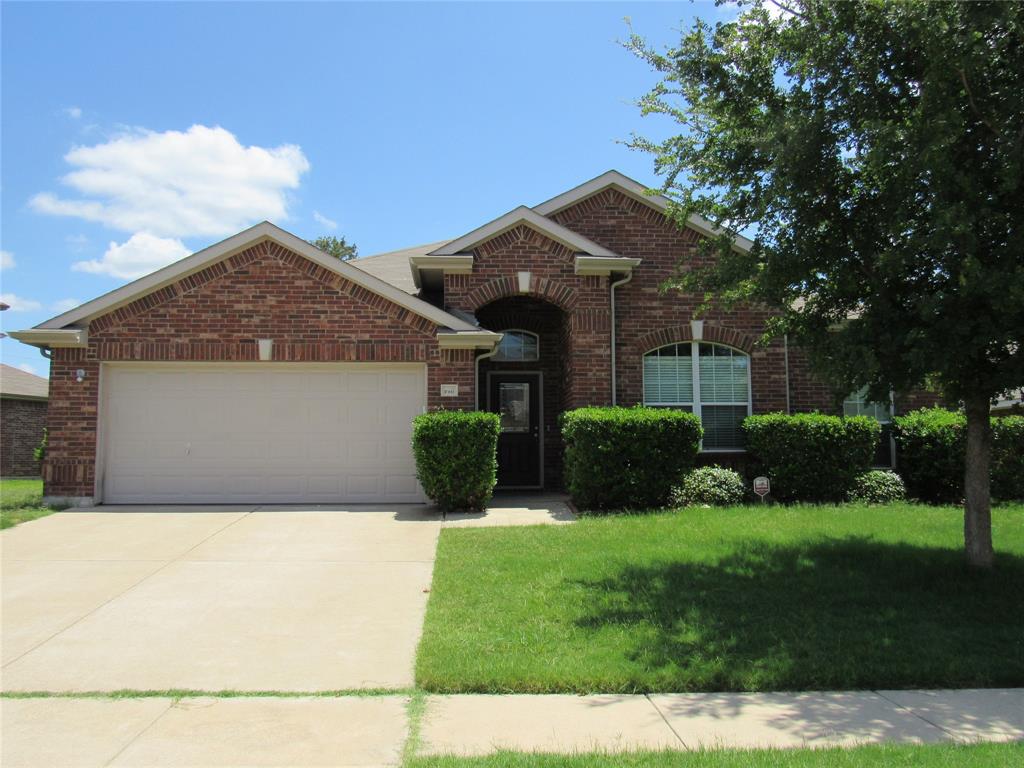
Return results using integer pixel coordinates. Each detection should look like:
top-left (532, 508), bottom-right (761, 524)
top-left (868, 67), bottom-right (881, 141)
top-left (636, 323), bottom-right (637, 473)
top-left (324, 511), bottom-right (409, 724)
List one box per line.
top-left (993, 389), bottom-right (1024, 412)
top-left (0, 364), bottom-right (49, 400)
top-left (22, 222), bottom-right (478, 336)
top-left (352, 241), bottom-right (450, 295)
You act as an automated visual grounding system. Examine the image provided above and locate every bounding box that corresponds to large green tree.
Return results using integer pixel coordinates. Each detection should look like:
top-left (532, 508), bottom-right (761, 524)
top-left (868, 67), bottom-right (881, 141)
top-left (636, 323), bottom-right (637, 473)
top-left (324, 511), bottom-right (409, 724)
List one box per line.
top-left (311, 235), bottom-right (358, 260)
top-left (629, 0), bottom-right (1023, 567)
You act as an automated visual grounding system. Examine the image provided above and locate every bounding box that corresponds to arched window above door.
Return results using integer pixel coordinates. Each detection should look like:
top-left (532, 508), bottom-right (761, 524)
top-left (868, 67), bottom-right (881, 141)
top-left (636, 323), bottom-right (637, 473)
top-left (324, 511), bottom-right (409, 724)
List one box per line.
top-left (493, 330), bottom-right (539, 362)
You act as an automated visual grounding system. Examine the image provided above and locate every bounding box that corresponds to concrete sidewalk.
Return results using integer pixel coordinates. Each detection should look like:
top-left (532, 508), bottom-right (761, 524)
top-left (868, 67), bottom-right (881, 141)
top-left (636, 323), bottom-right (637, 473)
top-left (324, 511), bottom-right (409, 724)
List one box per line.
top-left (418, 689), bottom-right (1024, 755)
top-left (3, 689), bottom-right (1020, 766)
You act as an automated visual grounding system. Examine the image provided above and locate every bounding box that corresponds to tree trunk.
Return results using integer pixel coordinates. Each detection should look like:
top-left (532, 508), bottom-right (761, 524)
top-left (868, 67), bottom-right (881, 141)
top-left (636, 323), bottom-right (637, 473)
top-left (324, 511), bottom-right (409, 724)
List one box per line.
top-left (963, 393), bottom-right (994, 569)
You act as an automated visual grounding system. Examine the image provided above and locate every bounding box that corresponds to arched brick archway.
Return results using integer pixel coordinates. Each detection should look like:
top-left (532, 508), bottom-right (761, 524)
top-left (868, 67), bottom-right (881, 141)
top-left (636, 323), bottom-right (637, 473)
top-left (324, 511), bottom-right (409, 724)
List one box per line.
top-left (636, 323), bottom-right (758, 355)
top-left (465, 275), bottom-right (578, 314)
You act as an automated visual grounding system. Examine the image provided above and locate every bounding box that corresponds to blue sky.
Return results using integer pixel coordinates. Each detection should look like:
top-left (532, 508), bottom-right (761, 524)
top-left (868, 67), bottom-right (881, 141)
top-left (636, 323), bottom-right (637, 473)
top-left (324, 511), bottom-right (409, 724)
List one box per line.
top-left (1, 1), bottom-right (732, 376)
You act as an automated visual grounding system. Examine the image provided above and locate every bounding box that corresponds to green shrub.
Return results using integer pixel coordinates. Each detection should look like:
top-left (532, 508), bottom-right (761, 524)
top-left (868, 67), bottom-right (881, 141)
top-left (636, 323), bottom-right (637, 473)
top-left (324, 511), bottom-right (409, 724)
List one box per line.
top-left (412, 410), bottom-right (501, 512)
top-left (893, 409), bottom-right (1024, 502)
top-left (743, 413), bottom-right (880, 502)
top-left (561, 406), bottom-right (702, 511)
top-left (670, 466), bottom-right (746, 507)
top-left (848, 470), bottom-right (906, 503)
top-left (891, 408), bottom-right (964, 503)
top-left (993, 416), bottom-right (1024, 501)
top-left (33, 428), bottom-right (47, 463)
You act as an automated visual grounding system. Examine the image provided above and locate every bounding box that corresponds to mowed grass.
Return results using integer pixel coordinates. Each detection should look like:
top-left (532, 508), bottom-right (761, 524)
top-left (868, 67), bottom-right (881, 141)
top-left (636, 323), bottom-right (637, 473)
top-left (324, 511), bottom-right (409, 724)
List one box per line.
top-left (408, 743), bottom-right (1021, 768)
top-left (0, 477), bottom-right (57, 529)
top-left (416, 503), bottom-right (1024, 693)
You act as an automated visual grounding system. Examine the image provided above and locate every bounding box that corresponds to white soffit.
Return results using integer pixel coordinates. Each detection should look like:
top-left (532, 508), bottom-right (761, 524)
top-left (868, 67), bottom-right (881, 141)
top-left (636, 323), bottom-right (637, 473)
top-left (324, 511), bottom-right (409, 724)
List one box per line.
top-left (534, 170), bottom-right (754, 253)
top-left (32, 222), bottom-right (478, 333)
top-left (428, 206), bottom-right (620, 258)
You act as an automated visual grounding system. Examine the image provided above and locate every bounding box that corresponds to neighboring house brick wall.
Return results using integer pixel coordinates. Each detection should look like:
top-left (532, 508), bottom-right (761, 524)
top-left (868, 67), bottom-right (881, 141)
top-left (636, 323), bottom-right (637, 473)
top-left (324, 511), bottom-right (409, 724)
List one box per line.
top-left (43, 240), bottom-right (471, 499)
top-left (1, 397), bottom-right (47, 477)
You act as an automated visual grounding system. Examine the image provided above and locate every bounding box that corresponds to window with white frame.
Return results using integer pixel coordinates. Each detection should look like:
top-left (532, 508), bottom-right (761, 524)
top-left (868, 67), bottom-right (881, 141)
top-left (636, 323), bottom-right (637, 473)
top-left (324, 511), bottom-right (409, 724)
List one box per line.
top-left (844, 386), bottom-right (894, 466)
top-left (643, 342), bottom-right (751, 450)
top-left (493, 330), bottom-right (539, 362)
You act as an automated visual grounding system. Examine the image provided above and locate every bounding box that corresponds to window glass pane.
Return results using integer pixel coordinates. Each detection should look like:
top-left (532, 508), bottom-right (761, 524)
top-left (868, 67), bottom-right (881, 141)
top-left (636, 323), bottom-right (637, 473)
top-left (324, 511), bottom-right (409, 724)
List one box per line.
top-left (699, 344), bottom-right (748, 403)
top-left (843, 387), bottom-right (890, 423)
top-left (643, 347), bottom-right (693, 405)
top-left (701, 405), bottom-right (748, 450)
top-left (499, 382), bottom-right (530, 432)
top-left (494, 331), bottom-right (539, 362)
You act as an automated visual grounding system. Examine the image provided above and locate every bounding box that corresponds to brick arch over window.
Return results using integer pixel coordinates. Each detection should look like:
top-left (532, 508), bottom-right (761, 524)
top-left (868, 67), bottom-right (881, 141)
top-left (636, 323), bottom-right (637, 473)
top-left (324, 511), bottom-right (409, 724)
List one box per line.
top-left (464, 275), bottom-right (579, 314)
top-left (636, 324), bottom-right (757, 355)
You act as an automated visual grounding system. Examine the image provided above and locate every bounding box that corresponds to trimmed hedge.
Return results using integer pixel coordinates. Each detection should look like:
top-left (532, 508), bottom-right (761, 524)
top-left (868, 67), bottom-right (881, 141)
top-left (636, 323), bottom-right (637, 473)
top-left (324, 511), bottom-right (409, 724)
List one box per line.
top-left (670, 466), bottom-right (746, 507)
top-left (743, 413), bottom-right (880, 502)
top-left (848, 470), bottom-right (906, 504)
top-left (562, 406), bottom-right (702, 511)
top-left (412, 410), bottom-right (501, 512)
top-left (893, 409), bottom-right (1024, 502)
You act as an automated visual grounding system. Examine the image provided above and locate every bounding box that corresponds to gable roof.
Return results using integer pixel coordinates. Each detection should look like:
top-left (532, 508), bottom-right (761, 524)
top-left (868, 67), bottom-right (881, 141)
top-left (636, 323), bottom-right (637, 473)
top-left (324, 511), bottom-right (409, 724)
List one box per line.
top-left (534, 170), bottom-right (754, 253)
top-left (0, 364), bottom-right (49, 400)
top-left (427, 206), bottom-right (620, 257)
top-left (32, 222), bottom-right (477, 332)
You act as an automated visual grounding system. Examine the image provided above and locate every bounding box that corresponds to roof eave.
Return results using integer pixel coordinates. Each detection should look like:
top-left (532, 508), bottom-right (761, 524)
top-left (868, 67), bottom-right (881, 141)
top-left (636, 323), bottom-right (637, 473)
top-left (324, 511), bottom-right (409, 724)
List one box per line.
top-left (8, 328), bottom-right (89, 348)
top-left (32, 222), bottom-right (478, 334)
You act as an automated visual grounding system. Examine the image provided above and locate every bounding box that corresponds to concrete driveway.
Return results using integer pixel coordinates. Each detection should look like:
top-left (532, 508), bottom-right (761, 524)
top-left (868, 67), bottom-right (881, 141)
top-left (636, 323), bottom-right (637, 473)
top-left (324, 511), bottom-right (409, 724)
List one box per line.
top-left (1, 506), bottom-right (442, 692)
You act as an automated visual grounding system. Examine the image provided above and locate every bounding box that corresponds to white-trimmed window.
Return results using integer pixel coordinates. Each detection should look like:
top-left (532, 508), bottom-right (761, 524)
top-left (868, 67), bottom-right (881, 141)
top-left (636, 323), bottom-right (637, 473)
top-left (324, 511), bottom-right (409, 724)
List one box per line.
top-left (643, 342), bottom-right (751, 450)
top-left (493, 330), bottom-right (539, 362)
top-left (844, 387), bottom-right (894, 467)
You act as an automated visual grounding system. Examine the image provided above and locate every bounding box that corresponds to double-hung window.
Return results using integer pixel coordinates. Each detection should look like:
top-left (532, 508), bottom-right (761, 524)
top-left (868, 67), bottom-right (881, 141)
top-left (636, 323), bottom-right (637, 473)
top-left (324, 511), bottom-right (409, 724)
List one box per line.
top-left (643, 342), bottom-right (751, 450)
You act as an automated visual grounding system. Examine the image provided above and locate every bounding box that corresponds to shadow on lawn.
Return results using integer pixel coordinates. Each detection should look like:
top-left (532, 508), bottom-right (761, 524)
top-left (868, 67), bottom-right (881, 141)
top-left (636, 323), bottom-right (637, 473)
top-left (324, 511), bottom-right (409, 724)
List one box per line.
top-left (573, 537), bottom-right (1024, 691)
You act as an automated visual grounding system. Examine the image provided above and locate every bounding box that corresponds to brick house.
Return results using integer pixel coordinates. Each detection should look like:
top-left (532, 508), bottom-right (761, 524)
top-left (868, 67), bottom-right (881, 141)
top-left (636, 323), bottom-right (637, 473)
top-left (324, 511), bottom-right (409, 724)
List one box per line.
top-left (12, 171), bottom-right (917, 505)
top-left (0, 364), bottom-right (49, 478)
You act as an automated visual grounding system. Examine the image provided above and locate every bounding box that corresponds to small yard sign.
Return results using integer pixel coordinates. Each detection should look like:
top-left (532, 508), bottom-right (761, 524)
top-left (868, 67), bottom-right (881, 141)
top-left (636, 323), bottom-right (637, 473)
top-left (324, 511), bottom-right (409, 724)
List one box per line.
top-left (753, 476), bottom-right (770, 500)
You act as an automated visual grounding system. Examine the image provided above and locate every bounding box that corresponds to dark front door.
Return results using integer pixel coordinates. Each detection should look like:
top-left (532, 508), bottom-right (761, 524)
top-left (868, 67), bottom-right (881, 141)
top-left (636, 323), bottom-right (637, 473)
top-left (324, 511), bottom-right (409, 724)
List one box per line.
top-left (488, 373), bottom-right (541, 488)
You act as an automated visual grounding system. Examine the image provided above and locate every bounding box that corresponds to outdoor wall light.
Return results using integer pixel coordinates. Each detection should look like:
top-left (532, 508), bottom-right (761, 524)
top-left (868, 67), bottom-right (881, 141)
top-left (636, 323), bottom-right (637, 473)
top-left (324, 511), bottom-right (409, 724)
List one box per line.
top-left (257, 339), bottom-right (273, 361)
top-left (75, 369), bottom-right (86, 383)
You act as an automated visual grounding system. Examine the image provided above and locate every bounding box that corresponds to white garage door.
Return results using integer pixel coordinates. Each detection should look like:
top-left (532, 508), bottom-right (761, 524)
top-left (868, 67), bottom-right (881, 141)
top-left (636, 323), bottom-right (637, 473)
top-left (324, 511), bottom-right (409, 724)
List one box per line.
top-left (101, 364), bottom-right (426, 504)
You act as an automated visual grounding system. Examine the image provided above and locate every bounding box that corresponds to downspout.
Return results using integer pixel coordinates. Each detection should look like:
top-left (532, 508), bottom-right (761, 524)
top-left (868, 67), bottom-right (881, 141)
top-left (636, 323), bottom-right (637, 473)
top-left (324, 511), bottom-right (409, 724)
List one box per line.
top-left (783, 333), bottom-right (791, 414)
top-left (475, 347), bottom-right (499, 411)
top-left (609, 272), bottom-right (634, 406)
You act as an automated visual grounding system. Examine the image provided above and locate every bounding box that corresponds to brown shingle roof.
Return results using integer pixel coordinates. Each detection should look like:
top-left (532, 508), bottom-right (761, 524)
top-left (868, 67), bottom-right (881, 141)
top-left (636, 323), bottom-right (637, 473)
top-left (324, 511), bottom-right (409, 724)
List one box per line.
top-left (350, 241), bottom-right (450, 294)
top-left (0, 364), bottom-right (49, 400)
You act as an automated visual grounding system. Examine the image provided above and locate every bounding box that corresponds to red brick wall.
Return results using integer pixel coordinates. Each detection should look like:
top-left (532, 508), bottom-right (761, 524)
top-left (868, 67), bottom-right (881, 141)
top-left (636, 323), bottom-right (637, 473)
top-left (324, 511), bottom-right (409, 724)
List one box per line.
top-left (444, 225), bottom-right (613, 409)
top-left (43, 240), bottom-right (471, 499)
top-left (1, 397), bottom-right (47, 477)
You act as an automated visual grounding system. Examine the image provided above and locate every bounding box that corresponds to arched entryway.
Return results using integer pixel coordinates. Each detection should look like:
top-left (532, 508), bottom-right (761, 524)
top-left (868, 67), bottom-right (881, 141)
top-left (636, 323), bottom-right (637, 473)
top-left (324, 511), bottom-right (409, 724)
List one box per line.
top-left (476, 296), bottom-right (568, 490)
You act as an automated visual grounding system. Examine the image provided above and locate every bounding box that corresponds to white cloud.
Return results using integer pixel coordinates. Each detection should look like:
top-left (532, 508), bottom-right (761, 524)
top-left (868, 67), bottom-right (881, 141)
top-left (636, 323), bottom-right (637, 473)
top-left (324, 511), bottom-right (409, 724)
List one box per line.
top-left (65, 106), bottom-right (83, 119)
top-left (313, 210), bottom-right (338, 230)
top-left (65, 234), bottom-right (90, 252)
top-left (72, 232), bottom-right (190, 280)
top-left (51, 298), bottom-right (82, 313)
top-left (0, 250), bottom-right (14, 270)
top-left (30, 124), bottom-right (310, 238)
top-left (16, 363), bottom-right (39, 375)
top-left (0, 293), bottom-right (42, 312)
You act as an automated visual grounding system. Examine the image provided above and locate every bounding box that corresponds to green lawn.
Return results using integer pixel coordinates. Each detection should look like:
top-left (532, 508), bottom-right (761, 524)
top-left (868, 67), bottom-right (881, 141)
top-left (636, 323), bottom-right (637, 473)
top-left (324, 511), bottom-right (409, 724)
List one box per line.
top-left (416, 503), bottom-right (1024, 693)
top-left (1, 477), bottom-right (59, 529)
top-left (408, 743), bottom-right (1021, 768)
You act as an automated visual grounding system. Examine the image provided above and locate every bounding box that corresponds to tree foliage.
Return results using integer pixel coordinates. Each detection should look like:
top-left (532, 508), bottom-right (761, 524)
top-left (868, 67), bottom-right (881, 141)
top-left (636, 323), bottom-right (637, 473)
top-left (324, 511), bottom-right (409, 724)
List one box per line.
top-left (629, 0), bottom-right (1024, 566)
top-left (311, 235), bottom-right (358, 260)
